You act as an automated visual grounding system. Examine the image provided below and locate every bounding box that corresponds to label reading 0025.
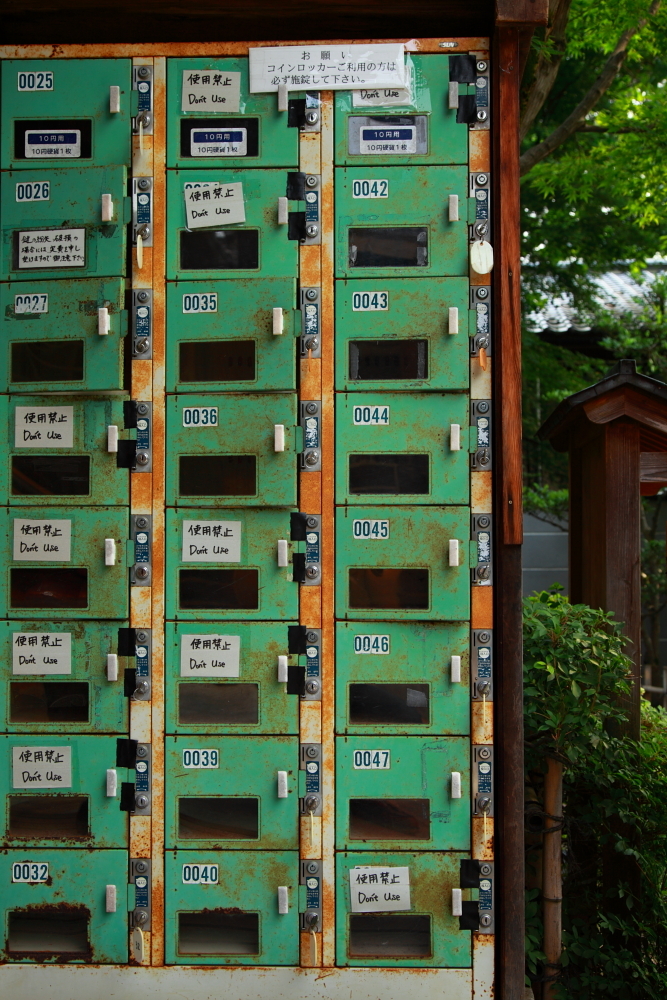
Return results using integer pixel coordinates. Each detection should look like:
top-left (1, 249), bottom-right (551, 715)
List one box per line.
top-left (182, 407), bottom-right (218, 427)
top-left (182, 749), bottom-right (219, 768)
top-left (17, 71), bottom-right (53, 92)
top-left (352, 179), bottom-right (388, 198)
top-left (182, 293), bottom-right (218, 313)
top-left (353, 405), bottom-right (390, 425)
top-left (352, 291), bottom-right (388, 311)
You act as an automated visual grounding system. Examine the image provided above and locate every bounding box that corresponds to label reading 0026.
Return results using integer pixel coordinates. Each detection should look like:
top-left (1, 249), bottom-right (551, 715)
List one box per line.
top-left (182, 407), bottom-right (218, 427)
top-left (14, 294), bottom-right (48, 314)
top-left (16, 181), bottom-right (50, 203)
top-left (353, 405), bottom-right (390, 425)
top-left (182, 749), bottom-right (219, 768)
top-left (12, 861), bottom-right (49, 883)
top-left (353, 520), bottom-right (389, 540)
top-left (182, 293), bottom-right (218, 313)
top-left (352, 291), bottom-right (388, 311)
top-left (353, 750), bottom-right (391, 769)
top-left (182, 863), bottom-right (219, 884)
top-left (354, 634), bottom-right (390, 654)
top-left (352, 179), bottom-right (388, 198)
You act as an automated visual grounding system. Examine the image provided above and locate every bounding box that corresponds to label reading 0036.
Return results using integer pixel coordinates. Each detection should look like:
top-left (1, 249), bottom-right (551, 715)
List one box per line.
top-left (182, 293), bottom-right (218, 313)
top-left (352, 179), bottom-right (388, 198)
top-left (353, 520), bottom-right (389, 540)
top-left (352, 291), bottom-right (388, 311)
top-left (182, 863), bottom-right (219, 884)
top-left (182, 407), bottom-right (218, 427)
top-left (182, 749), bottom-right (219, 768)
top-left (354, 634), bottom-right (390, 654)
top-left (353, 750), bottom-right (391, 769)
top-left (14, 293), bottom-right (48, 314)
top-left (12, 861), bottom-right (50, 883)
top-left (353, 405), bottom-right (390, 425)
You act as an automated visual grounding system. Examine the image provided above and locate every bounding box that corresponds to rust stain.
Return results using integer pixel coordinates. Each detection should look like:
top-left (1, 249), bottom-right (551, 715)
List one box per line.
top-left (472, 586), bottom-right (493, 629)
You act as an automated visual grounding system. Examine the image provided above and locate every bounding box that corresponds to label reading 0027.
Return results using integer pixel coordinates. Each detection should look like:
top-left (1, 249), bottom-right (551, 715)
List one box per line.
top-left (14, 294), bottom-right (48, 314)
top-left (182, 407), bottom-right (218, 427)
top-left (352, 291), bottom-right (388, 311)
top-left (182, 293), bottom-right (218, 313)
top-left (353, 405), bottom-right (390, 425)
top-left (12, 861), bottom-right (49, 883)
top-left (353, 750), bottom-right (391, 769)
top-left (354, 634), bottom-right (390, 653)
top-left (353, 520), bottom-right (389, 540)
top-left (182, 863), bottom-right (219, 884)
top-left (352, 179), bottom-right (388, 198)
top-left (182, 749), bottom-right (219, 768)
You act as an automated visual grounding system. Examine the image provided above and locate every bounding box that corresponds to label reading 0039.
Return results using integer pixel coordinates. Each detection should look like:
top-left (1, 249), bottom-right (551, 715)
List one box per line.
top-left (352, 179), bottom-right (388, 198)
top-left (182, 863), bottom-right (219, 884)
top-left (353, 405), bottom-right (390, 425)
top-left (12, 861), bottom-right (49, 883)
top-left (352, 291), bottom-right (388, 311)
top-left (353, 519), bottom-right (389, 540)
top-left (353, 750), bottom-right (391, 769)
top-left (182, 407), bottom-right (218, 427)
top-left (17, 71), bottom-right (53, 91)
top-left (182, 293), bottom-right (218, 313)
top-left (182, 749), bottom-right (219, 768)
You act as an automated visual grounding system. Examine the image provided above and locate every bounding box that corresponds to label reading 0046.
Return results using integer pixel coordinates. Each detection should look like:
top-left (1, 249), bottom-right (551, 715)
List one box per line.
top-left (354, 634), bottom-right (390, 653)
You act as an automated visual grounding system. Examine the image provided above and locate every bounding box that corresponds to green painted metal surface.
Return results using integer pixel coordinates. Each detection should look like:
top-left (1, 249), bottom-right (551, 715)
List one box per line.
top-left (0, 619), bottom-right (129, 735)
top-left (167, 57), bottom-right (299, 169)
top-left (166, 278), bottom-right (298, 393)
top-left (335, 622), bottom-right (470, 737)
top-left (165, 850), bottom-right (299, 965)
top-left (0, 848), bottom-right (129, 963)
top-left (164, 735), bottom-right (299, 849)
top-left (334, 277), bottom-right (470, 391)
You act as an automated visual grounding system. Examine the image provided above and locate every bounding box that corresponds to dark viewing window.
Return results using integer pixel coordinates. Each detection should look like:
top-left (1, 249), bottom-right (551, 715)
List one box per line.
top-left (12, 456), bottom-right (90, 496)
top-left (179, 340), bottom-right (256, 382)
top-left (349, 454), bottom-right (429, 494)
top-left (349, 683), bottom-right (429, 725)
top-left (178, 797), bottom-right (259, 840)
top-left (11, 568), bottom-right (88, 609)
top-left (349, 914), bottom-right (432, 957)
top-left (348, 568), bottom-right (428, 609)
top-left (178, 911), bottom-right (259, 955)
top-left (349, 798), bottom-right (430, 840)
top-left (349, 340), bottom-right (428, 381)
top-left (179, 569), bottom-right (259, 610)
top-left (8, 909), bottom-right (90, 956)
top-left (8, 794), bottom-right (89, 838)
top-left (179, 455), bottom-right (257, 497)
top-left (180, 230), bottom-right (259, 270)
top-left (349, 228), bottom-right (428, 268)
top-left (11, 341), bottom-right (84, 383)
top-left (178, 682), bottom-right (259, 725)
top-left (10, 681), bottom-right (89, 723)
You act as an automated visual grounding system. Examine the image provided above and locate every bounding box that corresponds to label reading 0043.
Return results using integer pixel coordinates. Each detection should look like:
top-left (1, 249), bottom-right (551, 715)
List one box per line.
top-left (352, 291), bottom-right (388, 311)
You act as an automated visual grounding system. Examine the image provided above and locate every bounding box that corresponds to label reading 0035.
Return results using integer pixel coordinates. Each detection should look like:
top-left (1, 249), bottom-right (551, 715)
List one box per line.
top-left (182, 293), bottom-right (218, 313)
top-left (352, 291), bottom-right (388, 311)
top-left (352, 179), bottom-right (388, 198)
top-left (182, 749), bottom-right (219, 768)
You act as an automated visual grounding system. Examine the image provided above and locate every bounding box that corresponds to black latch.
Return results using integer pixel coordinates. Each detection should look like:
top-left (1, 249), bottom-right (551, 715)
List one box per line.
top-left (286, 172), bottom-right (307, 201)
top-left (123, 669), bottom-right (137, 697)
top-left (288, 99), bottom-right (307, 128)
top-left (288, 625), bottom-right (308, 654)
top-left (459, 901), bottom-right (480, 931)
top-left (117, 628), bottom-right (137, 656)
top-left (116, 738), bottom-right (138, 768)
top-left (288, 212), bottom-right (306, 241)
top-left (292, 553), bottom-right (306, 584)
top-left (457, 96), bottom-right (478, 125)
top-left (116, 440), bottom-right (137, 469)
top-left (449, 54), bottom-right (476, 83)
top-left (460, 859), bottom-right (482, 888)
top-left (290, 512), bottom-right (309, 541)
top-left (123, 401), bottom-right (138, 429)
top-left (120, 782), bottom-right (136, 812)
top-left (287, 665), bottom-right (306, 695)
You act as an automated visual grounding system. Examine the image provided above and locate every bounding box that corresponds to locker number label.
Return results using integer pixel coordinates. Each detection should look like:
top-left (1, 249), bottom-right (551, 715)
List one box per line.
top-left (353, 749), bottom-right (391, 769)
top-left (353, 519), bottom-right (389, 539)
top-left (352, 291), bottom-right (388, 311)
top-left (182, 749), bottom-right (219, 768)
top-left (353, 405), bottom-right (390, 425)
top-left (16, 181), bottom-right (50, 202)
top-left (182, 863), bottom-right (219, 884)
top-left (17, 71), bottom-right (54, 91)
top-left (352, 179), bottom-right (388, 198)
top-left (12, 862), bottom-right (50, 883)
top-left (14, 293), bottom-right (48, 314)
top-left (182, 407), bottom-right (218, 427)
top-left (182, 292), bottom-right (218, 313)
top-left (12, 746), bottom-right (72, 788)
top-left (182, 520), bottom-right (241, 562)
top-left (354, 634), bottom-right (390, 654)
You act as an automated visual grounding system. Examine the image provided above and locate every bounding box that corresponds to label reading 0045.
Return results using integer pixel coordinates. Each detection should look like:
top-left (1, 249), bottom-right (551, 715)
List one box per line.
top-left (353, 520), bottom-right (389, 540)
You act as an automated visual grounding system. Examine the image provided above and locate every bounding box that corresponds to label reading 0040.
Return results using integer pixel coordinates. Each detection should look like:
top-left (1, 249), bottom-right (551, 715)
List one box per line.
top-left (182, 863), bottom-right (219, 884)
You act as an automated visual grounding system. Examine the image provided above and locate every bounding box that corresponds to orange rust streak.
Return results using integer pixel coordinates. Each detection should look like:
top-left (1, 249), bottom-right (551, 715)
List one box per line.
top-left (469, 130), bottom-right (491, 173)
top-left (300, 472), bottom-right (322, 518)
top-left (472, 586), bottom-right (494, 629)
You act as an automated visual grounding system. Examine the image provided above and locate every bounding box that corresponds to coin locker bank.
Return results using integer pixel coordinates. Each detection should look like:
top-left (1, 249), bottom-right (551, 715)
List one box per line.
top-left (0, 30), bottom-right (526, 1000)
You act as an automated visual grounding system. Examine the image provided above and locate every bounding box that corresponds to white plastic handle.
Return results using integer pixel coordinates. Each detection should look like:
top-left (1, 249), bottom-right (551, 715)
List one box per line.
top-left (448, 81), bottom-right (459, 110)
top-left (107, 653), bottom-right (119, 682)
top-left (136, 233), bottom-right (144, 270)
top-left (105, 538), bottom-right (117, 567)
top-left (274, 424), bottom-right (285, 452)
top-left (109, 86), bottom-right (121, 114)
top-left (107, 425), bottom-right (119, 453)
top-left (101, 193), bottom-right (114, 222)
top-left (272, 307), bottom-right (285, 336)
top-left (450, 424), bottom-right (461, 452)
top-left (278, 885), bottom-right (289, 914)
top-left (277, 655), bottom-right (289, 683)
top-left (277, 771), bottom-right (288, 799)
top-left (106, 768), bottom-right (118, 797)
top-left (131, 927), bottom-right (145, 962)
top-left (451, 771), bottom-right (462, 799)
top-left (277, 83), bottom-right (289, 112)
top-left (452, 887), bottom-right (463, 917)
top-left (448, 306), bottom-right (459, 335)
top-left (277, 197), bottom-right (289, 225)
top-left (450, 655), bottom-right (462, 684)
top-left (448, 194), bottom-right (459, 222)
top-left (98, 307), bottom-right (110, 336)
top-left (277, 539), bottom-right (289, 568)
top-left (106, 884), bottom-right (117, 913)
top-left (470, 240), bottom-right (494, 275)
top-left (448, 539), bottom-right (460, 567)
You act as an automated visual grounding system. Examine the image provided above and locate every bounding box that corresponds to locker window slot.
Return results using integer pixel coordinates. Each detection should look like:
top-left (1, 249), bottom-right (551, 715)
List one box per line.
top-left (349, 568), bottom-right (428, 609)
top-left (11, 341), bottom-right (85, 383)
top-left (180, 230), bottom-right (259, 271)
top-left (11, 568), bottom-right (88, 609)
top-left (8, 795), bottom-right (89, 838)
top-left (8, 908), bottom-right (90, 956)
top-left (349, 798), bottom-right (430, 840)
top-left (179, 340), bottom-right (256, 382)
top-left (178, 911), bottom-right (259, 955)
top-left (179, 569), bottom-right (259, 610)
top-left (10, 681), bottom-right (89, 723)
top-left (349, 455), bottom-right (429, 495)
top-left (178, 682), bottom-right (259, 725)
top-left (349, 340), bottom-right (428, 381)
top-left (12, 456), bottom-right (91, 497)
top-left (348, 914), bottom-right (432, 957)
top-left (178, 797), bottom-right (259, 840)
top-left (179, 117), bottom-right (260, 158)
top-left (179, 456), bottom-right (257, 497)
top-left (349, 683), bottom-right (429, 725)
top-left (349, 228), bottom-right (428, 268)
top-left (14, 119), bottom-right (92, 160)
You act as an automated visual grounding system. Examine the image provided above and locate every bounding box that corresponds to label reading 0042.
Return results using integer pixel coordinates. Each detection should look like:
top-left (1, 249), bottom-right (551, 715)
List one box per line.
top-left (352, 179), bottom-right (388, 198)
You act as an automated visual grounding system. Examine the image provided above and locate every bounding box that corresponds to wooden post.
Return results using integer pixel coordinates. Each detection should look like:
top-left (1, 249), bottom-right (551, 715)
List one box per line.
top-left (542, 758), bottom-right (563, 999)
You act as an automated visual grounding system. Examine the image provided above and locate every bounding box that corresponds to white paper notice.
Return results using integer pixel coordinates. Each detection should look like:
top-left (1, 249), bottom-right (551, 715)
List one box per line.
top-left (249, 44), bottom-right (406, 93)
top-left (182, 520), bottom-right (241, 562)
top-left (352, 87), bottom-right (413, 107)
top-left (180, 634), bottom-right (241, 677)
top-left (13, 632), bottom-right (72, 675)
top-left (13, 519), bottom-right (72, 561)
top-left (349, 866), bottom-right (411, 912)
top-left (182, 70), bottom-right (241, 113)
top-left (184, 182), bottom-right (245, 229)
top-left (14, 406), bottom-right (74, 448)
top-left (12, 746), bottom-right (72, 788)
top-left (17, 228), bottom-right (86, 269)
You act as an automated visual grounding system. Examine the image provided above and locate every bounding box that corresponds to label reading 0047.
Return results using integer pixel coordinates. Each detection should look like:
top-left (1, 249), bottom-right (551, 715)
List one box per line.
top-left (353, 749), bottom-right (391, 769)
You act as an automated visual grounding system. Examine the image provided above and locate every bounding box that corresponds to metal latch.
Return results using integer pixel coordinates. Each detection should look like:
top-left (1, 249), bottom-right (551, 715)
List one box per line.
top-left (284, 172), bottom-right (320, 244)
top-left (469, 286), bottom-right (491, 359)
top-left (286, 626), bottom-right (321, 700)
top-left (470, 400), bottom-right (491, 470)
top-left (291, 512), bottom-right (321, 586)
top-left (300, 287), bottom-right (321, 357)
top-left (130, 514), bottom-right (152, 587)
top-left (118, 627), bottom-right (151, 700)
top-left (469, 172), bottom-right (490, 242)
top-left (300, 744), bottom-right (322, 817)
top-left (459, 860), bottom-right (494, 932)
top-left (132, 65), bottom-right (153, 135)
top-left (133, 744), bottom-right (151, 815)
top-left (129, 858), bottom-right (151, 931)
top-left (471, 629), bottom-right (493, 703)
top-left (472, 746), bottom-right (494, 818)
top-left (287, 92), bottom-right (321, 131)
top-left (300, 401), bottom-right (321, 471)
top-left (123, 401), bottom-right (152, 472)
top-left (132, 289), bottom-right (152, 359)
top-left (471, 514), bottom-right (492, 585)
top-left (132, 177), bottom-right (153, 246)
top-left (300, 859), bottom-right (322, 933)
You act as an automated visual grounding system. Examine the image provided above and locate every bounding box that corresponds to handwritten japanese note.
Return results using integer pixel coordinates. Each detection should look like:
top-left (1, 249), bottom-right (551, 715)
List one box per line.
top-left (17, 228), bottom-right (86, 269)
top-left (13, 519), bottom-right (71, 561)
top-left (14, 406), bottom-right (74, 448)
top-left (182, 70), bottom-right (241, 113)
top-left (180, 634), bottom-right (241, 677)
top-left (12, 746), bottom-right (72, 788)
top-left (184, 182), bottom-right (245, 230)
top-left (349, 866), bottom-right (411, 912)
top-left (13, 632), bottom-right (72, 675)
top-left (182, 520), bottom-right (241, 562)
top-left (249, 44), bottom-right (406, 93)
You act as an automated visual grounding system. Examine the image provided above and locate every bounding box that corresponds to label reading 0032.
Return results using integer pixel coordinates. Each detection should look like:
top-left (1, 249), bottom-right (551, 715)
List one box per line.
top-left (182, 749), bottom-right (219, 768)
top-left (352, 291), bottom-right (388, 311)
top-left (12, 861), bottom-right (50, 883)
top-left (353, 405), bottom-right (390, 425)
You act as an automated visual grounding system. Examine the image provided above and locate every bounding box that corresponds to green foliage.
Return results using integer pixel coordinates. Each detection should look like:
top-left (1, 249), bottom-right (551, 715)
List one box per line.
top-left (599, 274), bottom-right (667, 384)
top-left (523, 483), bottom-right (569, 528)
